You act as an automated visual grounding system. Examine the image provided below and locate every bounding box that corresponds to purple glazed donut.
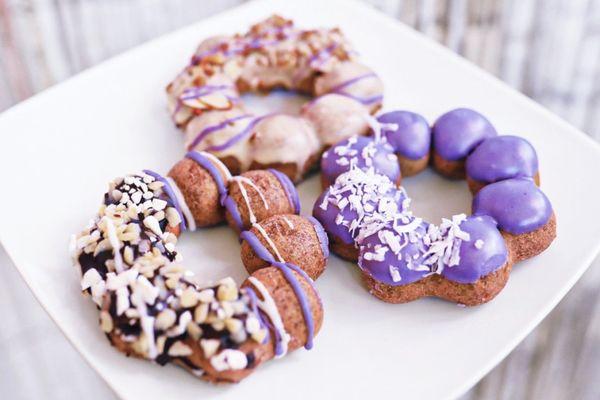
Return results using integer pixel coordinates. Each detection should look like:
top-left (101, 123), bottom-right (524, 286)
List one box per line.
top-left (432, 108), bottom-right (497, 179)
top-left (312, 167), bottom-right (406, 261)
top-left (465, 135), bottom-right (539, 194)
top-left (320, 136), bottom-right (401, 189)
top-left (376, 111), bottom-right (431, 176)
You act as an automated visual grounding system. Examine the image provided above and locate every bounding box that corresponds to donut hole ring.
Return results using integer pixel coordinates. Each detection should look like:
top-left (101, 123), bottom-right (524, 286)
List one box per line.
top-left (315, 107), bottom-right (556, 306)
top-left (169, 15), bottom-right (384, 183)
top-left (73, 155), bottom-right (328, 382)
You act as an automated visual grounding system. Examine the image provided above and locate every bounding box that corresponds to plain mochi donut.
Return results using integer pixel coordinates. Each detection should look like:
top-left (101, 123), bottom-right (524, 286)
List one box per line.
top-left (167, 15), bottom-right (384, 182)
top-left (71, 150), bottom-right (330, 383)
top-left (314, 107), bottom-right (556, 306)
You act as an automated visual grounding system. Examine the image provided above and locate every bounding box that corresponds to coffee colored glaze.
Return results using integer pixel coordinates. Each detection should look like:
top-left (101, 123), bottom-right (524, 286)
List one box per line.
top-left (320, 136), bottom-right (400, 186)
top-left (440, 215), bottom-right (508, 284)
top-left (432, 108), bottom-right (497, 161)
top-left (376, 111), bottom-right (431, 160)
top-left (466, 135), bottom-right (538, 183)
top-left (472, 178), bottom-right (552, 235)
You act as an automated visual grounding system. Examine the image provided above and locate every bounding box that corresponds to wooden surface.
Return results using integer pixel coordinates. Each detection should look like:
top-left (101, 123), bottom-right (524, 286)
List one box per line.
top-left (1, 0), bottom-right (599, 399)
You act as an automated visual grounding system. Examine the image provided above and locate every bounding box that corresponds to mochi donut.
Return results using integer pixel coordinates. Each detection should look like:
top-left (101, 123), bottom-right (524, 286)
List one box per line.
top-left (240, 214), bottom-right (329, 280)
top-left (358, 213), bottom-right (512, 306)
top-left (300, 93), bottom-right (371, 148)
top-left (472, 178), bottom-right (556, 262)
top-left (320, 135), bottom-right (401, 189)
top-left (465, 135), bottom-right (540, 194)
top-left (375, 110), bottom-right (432, 177)
top-left (313, 167), bottom-right (406, 261)
top-left (72, 153), bottom-right (329, 382)
top-left (314, 61), bottom-right (384, 113)
top-left (432, 108), bottom-right (497, 179)
top-left (224, 169), bottom-right (301, 233)
top-left (168, 15), bottom-right (383, 182)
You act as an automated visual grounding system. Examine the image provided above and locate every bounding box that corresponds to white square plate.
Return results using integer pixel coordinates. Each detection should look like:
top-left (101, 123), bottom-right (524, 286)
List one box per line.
top-left (1, 0), bottom-right (599, 399)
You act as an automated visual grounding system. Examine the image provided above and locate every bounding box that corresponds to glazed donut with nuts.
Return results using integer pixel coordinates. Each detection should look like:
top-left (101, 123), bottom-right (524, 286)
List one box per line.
top-left (313, 108), bottom-right (556, 306)
top-left (71, 151), bottom-right (329, 382)
top-left (167, 15), bottom-right (383, 182)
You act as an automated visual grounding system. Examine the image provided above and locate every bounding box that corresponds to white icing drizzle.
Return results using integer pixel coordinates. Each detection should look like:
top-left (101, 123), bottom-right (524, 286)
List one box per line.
top-left (199, 151), bottom-right (233, 181)
top-left (165, 177), bottom-right (197, 232)
top-left (247, 276), bottom-right (290, 358)
top-left (103, 216), bottom-right (124, 273)
top-left (282, 216), bottom-right (294, 229)
top-left (253, 223), bottom-right (285, 263)
top-left (232, 176), bottom-right (269, 225)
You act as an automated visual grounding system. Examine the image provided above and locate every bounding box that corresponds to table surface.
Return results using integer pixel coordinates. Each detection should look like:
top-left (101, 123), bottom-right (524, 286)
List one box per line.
top-left (1, 0), bottom-right (599, 399)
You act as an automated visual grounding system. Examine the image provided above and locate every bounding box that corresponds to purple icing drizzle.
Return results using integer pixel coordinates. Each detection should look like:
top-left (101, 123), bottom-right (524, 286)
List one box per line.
top-left (179, 84), bottom-right (234, 101)
top-left (185, 151), bottom-right (228, 205)
top-left (472, 177), bottom-right (552, 235)
top-left (307, 216), bottom-right (330, 259)
top-left (224, 194), bottom-right (245, 232)
top-left (337, 93), bottom-right (383, 106)
top-left (329, 72), bottom-right (377, 93)
top-left (243, 286), bottom-right (271, 345)
top-left (432, 108), bottom-right (497, 161)
top-left (466, 135), bottom-right (538, 183)
top-left (240, 230), bottom-right (316, 351)
top-left (206, 114), bottom-right (271, 152)
top-left (309, 43), bottom-right (338, 68)
top-left (187, 114), bottom-right (253, 151)
top-left (268, 168), bottom-right (301, 214)
top-left (142, 169), bottom-right (187, 231)
top-left (376, 111), bottom-right (431, 160)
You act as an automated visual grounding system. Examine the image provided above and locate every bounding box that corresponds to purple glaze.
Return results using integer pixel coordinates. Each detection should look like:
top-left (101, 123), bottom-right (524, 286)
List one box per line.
top-left (440, 215), bottom-right (508, 284)
top-left (268, 169), bottom-right (301, 214)
top-left (432, 108), bottom-right (497, 161)
top-left (187, 114), bottom-right (253, 151)
top-left (306, 216), bottom-right (330, 258)
top-left (240, 230), bottom-right (316, 350)
top-left (321, 136), bottom-right (400, 186)
top-left (358, 219), bottom-right (431, 285)
top-left (466, 135), bottom-right (538, 183)
top-left (185, 151), bottom-right (228, 205)
top-left (376, 111), bottom-right (431, 160)
top-left (312, 169), bottom-right (406, 245)
top-left (472, 178), bottom-right (552, 235)
top-left (143, 169), bottom-right (187, 231)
